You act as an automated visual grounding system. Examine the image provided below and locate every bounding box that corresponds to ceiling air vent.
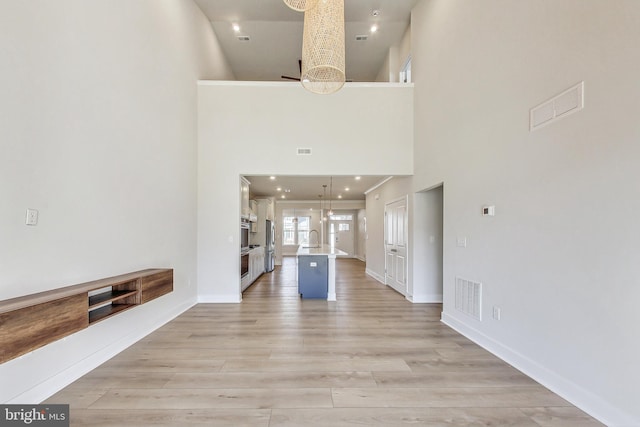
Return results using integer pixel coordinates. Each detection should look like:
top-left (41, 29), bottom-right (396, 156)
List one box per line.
top-left (355, 35), bottom-right (368, 41)
top-left (297, 148), bottom-right (312, 156)
top-left (237, 36), bottom-right (250, 42)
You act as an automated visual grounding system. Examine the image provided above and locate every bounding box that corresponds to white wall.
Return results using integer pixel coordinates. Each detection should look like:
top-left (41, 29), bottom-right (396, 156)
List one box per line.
top-left (412, 0), bottom-right (640, 424)
top-left (198, 82), bottom-right (413, 302)
top-left (375, 26), bottom-right (411, 83)
top-left (364, 176), bottom-right (413, 287)
top-left (0, 0), bottom-right (233, 403)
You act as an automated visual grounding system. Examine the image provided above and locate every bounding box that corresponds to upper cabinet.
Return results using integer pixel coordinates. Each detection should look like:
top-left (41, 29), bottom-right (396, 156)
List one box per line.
top-left (249, 199), bottom-right (258, 223)
top-left (265, 199), bottom-right (275, 221)
top-left (257, 198), bottom-right (275, 221)
top-left (240, 177), bottom-right (250, 219)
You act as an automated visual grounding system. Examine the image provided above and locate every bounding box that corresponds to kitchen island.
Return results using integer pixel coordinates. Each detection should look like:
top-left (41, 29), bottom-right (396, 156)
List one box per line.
top-left (296, 244), bottom-right (347, 301)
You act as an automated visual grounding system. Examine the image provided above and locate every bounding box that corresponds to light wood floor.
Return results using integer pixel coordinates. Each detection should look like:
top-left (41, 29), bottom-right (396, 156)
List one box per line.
top-left (46, 258), bottom-right (602, 426)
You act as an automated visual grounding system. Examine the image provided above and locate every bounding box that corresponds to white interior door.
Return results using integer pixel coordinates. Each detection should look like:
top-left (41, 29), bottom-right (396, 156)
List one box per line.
top-left (385, 197), bottom-right (408, 295)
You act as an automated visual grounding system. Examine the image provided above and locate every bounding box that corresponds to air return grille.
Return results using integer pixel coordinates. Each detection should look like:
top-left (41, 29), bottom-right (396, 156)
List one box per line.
top-left (530, 81), bottom-right (584, 131)
top-left (297, 148), bottom-right (312, 156)
top-left (455, 277), bottom-right (482, 320)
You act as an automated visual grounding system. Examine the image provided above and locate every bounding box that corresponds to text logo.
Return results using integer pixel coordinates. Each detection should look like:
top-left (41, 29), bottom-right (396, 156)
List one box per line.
top-left (1, 405), bottom-right (69, 426)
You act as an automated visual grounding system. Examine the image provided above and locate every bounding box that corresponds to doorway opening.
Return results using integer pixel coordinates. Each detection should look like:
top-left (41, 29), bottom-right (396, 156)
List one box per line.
top-left (328, 213), bottom-right (355, 257)
top-left (412, 184), bottom-right (444, 306)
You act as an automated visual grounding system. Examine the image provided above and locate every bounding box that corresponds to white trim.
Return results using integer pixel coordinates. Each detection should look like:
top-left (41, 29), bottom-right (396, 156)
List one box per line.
top-left (7, 298), bottom-right (196, 404)
top-left (364, 176), bottom-right (394, 195)
top-left (198, 294), bottom-right (242, 303)
top-left (355, 255), bottom-right (366, 262)
top-left (408, 293), bottom-right (443, 303)
top-left (441, 312), bottom-right (635, 427)
top-left (366, 268), bottom-right (385, 284)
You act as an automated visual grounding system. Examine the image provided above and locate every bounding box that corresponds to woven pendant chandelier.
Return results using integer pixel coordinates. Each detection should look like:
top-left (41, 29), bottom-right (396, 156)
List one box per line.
top-left (283, 0), bottom-right (319, 12)
top-left (301, 0), bottom-right (345, 95)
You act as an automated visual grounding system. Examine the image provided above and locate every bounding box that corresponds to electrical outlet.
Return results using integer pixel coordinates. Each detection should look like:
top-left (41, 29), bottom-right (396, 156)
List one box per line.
top-left (25, 208), bottom-right (39, 226)
top-left (492, 306), bottom-right (501, 321)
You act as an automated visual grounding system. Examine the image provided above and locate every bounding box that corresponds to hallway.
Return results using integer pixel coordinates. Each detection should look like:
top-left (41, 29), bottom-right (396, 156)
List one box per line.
top-left (46, 258), bottom-right (601, 426)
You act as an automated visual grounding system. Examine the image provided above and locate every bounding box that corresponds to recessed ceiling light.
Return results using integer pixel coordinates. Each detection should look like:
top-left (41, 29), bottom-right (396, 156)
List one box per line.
top-left (345, 187), bottom-right (350, 191)
top-left (277, 187), bottom-right (282, 192)
top-left (338, 195), bottom-right (343, 199)
top-left (284, 189), bottom-right (291, 193)
top-left (371, 25), bottom-right (378, 33)
top-left (270, 176), bottom-right (276, 180)
top-left (232, 23), bottom-right (240, 32)
top-left (281, 195), bottom-right (286, 199)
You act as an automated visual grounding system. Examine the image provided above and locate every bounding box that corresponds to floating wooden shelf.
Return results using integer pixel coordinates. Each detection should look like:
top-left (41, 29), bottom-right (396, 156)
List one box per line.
top-left (0, 268), bottom-right (173, 364)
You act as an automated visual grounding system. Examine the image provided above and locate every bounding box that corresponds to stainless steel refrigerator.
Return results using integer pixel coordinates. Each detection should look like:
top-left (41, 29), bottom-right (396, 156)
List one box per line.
top-left (265, 220), bottom-right (275, 272)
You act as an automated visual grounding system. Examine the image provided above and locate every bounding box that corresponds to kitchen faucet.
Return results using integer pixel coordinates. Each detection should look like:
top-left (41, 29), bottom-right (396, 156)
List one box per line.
top-left (309, 229), bottom-right (319, 247)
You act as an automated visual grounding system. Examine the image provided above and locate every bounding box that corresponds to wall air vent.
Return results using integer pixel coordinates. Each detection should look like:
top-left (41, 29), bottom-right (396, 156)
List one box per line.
top-left (455, 277), bottom-right (482, 320)
top-left (297, 148), bottom-right (312, 156)
top-left (530, 81), bottom-right (584, 131)
top-left (355, 35), bottom-right (368, 41)
top-left (237, 36), bottom-right (250, 42)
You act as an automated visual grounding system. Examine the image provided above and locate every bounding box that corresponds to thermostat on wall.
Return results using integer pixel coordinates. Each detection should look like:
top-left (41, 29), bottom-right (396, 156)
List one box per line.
top-left (482, 205), bottom-right (495, 216)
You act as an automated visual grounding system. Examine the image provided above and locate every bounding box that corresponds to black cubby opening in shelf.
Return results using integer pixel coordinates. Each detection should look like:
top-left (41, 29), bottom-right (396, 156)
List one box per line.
top-left (88, 290), bottom-right (138, 309)
top-left (88, 303), bottom-right (136, 324)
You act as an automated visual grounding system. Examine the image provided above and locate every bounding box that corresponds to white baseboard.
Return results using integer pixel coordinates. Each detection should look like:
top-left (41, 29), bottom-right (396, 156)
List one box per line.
top-left (327, 292), bottom-right (336, 301)
top-left (408, 293), bottom-right (443, 303)
top-left (441, 312), bottom-right (636, 427)
top-left (8, 297), bottom-right (196, 404)
top-left (355, 255), bottom-right (366, 262)
top-left (365, 268), bottom-right (385, 284)
top-left (198, 294), bottom-right (242, 303)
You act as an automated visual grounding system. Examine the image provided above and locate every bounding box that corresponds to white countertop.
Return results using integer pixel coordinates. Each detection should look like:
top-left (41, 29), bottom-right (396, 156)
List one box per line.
top-left (296, 244), bottom-right (347, 257)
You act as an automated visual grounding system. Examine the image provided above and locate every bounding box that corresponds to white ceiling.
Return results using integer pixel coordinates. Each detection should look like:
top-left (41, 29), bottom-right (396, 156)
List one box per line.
top-left (194, 0), bottom-right (419, 82)
top-left (245, 175), bottom-right (389, 201)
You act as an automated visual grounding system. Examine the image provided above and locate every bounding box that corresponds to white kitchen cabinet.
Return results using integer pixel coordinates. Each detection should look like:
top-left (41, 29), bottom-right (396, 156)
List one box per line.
top-left (250, 199), bottom-right (275, 246)
top-left (240, 177), bottom-right (251, 219)
top-left (250, 247), bottom-right (265, 282)
top-left (265, 199), bottom-right (275, 220)
top-left (242, 247), bottom-right (265, 291)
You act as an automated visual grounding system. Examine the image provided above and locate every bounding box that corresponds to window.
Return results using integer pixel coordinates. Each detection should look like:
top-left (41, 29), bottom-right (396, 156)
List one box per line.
top-left (338, 223), bottom-right (350, 232)
top-left (283, 216), bottom-right (311, 245)
top-left (329, 214), bottom-right (353, 221)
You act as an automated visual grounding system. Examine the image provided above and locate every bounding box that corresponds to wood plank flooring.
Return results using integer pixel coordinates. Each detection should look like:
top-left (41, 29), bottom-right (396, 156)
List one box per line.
top-left (45, 257), bottom-right (603, 426)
